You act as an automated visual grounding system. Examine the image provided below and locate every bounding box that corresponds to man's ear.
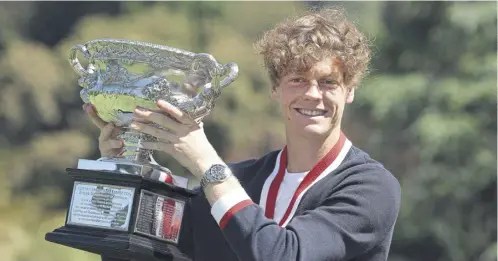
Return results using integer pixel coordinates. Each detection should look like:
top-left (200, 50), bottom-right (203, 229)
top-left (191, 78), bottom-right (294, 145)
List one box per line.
top-left (346, 88), bottom-right (355, 104)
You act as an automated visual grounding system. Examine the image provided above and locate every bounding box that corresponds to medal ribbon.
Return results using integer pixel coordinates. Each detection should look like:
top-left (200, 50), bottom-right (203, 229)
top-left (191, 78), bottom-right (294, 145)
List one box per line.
top-left (265, 132), bottom-right (347, 226)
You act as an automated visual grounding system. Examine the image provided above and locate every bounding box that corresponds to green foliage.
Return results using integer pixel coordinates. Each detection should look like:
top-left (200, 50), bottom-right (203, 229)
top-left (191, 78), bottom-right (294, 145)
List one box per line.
top-left (346, 2), bottom-right (496, 261)
top-left (0, 2), bottom-right (495, 261)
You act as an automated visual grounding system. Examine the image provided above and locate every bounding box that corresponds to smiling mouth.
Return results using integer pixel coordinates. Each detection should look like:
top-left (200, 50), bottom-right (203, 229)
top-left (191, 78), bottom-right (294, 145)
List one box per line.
top-left (294, 108), bottom-right (327, 116)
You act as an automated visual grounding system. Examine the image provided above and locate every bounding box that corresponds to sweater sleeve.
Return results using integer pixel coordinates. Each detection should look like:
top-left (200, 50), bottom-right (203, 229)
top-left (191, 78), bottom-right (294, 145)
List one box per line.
top-left (212, 168), bottom-right (401, 261)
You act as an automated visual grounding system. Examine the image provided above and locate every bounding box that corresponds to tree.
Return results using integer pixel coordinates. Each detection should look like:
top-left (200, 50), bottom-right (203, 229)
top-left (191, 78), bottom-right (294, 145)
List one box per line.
top-left (342, 2), bottom-right (497, 261)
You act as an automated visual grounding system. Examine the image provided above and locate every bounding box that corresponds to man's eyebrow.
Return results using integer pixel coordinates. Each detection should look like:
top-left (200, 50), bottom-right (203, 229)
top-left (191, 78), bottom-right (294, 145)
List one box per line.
top-left (320, 72), bottom-right (342, 78)
top-left (284, 73), bottom-right (304, 78)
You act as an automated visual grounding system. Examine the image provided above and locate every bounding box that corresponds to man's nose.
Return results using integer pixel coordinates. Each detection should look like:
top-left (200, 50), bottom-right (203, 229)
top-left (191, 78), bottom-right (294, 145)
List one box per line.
top-left (303, 81), bottom-right (322, 99)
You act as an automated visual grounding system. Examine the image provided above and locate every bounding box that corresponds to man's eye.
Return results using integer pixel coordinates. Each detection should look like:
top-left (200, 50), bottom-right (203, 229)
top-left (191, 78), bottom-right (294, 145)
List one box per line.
top-left (322, 79), bottom-right (338, 85)
top-left (319, 80), bottom-right (340, 89)
top-left (291, 78), bottom-right (305, 83)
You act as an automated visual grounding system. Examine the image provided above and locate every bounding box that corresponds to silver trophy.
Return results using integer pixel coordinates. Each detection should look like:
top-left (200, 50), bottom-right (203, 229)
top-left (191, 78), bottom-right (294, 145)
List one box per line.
top-left (45, 39), bottom-right (238, 260)
top-left (70, 38), bottom-right (239, 188)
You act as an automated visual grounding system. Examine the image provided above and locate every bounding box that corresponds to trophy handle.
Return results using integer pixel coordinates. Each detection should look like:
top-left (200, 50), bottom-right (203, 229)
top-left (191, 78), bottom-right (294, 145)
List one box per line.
top-left (219, 62), bottom-right (239, 89)
top-left (183, 61), bottom-right (239, 120)
top-left (69, 44), bottom-right (92, 77)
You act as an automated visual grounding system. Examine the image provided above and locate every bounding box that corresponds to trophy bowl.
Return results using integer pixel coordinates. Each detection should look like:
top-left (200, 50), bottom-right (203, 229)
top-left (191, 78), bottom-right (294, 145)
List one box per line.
top-left (45, 39), bottom-right (239, 261)
top-left (72, 38), bottom-right (239, 187)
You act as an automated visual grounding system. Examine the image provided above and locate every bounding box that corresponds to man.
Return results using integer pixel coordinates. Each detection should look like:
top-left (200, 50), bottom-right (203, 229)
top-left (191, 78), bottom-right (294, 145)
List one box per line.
top-left (85, 7), bottom-right (401, 261)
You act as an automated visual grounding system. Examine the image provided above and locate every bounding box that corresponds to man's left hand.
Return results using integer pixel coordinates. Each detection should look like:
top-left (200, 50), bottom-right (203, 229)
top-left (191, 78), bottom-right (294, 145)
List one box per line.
top-left (130, 100), bottom-right (224, 179)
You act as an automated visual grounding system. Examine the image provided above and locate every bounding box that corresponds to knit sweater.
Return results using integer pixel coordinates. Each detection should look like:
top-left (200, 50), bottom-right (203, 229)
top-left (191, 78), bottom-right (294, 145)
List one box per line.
top-left (177, 135), bottom-right (401, 261)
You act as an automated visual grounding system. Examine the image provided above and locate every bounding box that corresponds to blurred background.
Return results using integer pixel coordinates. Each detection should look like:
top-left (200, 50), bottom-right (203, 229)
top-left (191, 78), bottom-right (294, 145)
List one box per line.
top-left (0, 1), bottom-right (495, 261)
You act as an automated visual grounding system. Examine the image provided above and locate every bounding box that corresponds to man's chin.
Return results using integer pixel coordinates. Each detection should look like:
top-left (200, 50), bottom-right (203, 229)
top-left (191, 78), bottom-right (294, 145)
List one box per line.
top-left (299, 125), bottom-right (332, 137)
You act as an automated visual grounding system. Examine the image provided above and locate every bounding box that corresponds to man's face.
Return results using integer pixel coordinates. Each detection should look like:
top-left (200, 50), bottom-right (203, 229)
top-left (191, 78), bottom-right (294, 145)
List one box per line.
top-left (271, 57), bottom-right (354, 138)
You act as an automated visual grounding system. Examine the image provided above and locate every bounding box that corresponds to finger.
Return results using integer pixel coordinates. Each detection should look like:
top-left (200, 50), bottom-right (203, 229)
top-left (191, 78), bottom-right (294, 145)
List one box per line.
top-left (134, 107), bottom-right (186, 134)
top-left (111, 127), bottom-right (124, 139)
top-left (140, 141), bottom-right (173, 153)
top-left (84, 104), bottom-right (107, 129)
top-left (101, 139), bottom-right (124, 151)
top-left (156, 100), bottom-right (196, 125)
top-left (132, 117), bottom-right (152, 124)
top-left (99, 123), bottom-right (116, 142)
top-left (130, 121), bottom-right (178, 142)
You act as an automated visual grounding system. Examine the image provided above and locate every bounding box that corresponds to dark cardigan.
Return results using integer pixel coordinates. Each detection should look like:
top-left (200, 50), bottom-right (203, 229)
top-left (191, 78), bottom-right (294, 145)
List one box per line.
top-left (178, 145), bottom-right (401, 261)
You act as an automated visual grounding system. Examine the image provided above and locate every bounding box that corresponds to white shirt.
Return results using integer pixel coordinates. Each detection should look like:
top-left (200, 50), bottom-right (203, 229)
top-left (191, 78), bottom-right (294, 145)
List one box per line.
top-left (271, 169), bottom-right (308, 224)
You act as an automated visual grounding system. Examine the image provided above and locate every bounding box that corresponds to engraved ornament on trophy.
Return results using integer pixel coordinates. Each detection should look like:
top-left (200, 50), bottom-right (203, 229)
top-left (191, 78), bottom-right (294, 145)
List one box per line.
top-left (45, 39), bottom-right (239, 261)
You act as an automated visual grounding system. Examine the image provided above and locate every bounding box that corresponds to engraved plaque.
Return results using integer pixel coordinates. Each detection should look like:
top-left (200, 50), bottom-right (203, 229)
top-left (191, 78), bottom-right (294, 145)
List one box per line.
top-left (134, 190), bottom-right (185, 244)
top-left (67, 182), bottom-right (135, 231)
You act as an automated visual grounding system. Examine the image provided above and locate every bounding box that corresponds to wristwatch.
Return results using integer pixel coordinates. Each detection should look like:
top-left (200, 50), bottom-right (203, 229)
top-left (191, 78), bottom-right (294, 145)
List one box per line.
top-left (200, 164), bottom-right (233, 188)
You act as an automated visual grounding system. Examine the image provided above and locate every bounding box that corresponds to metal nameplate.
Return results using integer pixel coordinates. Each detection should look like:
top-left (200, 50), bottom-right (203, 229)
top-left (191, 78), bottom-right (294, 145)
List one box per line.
top-left (134, 190), bottom-right (185, 244)
top-left (67, 182), bottom-right (135, 231)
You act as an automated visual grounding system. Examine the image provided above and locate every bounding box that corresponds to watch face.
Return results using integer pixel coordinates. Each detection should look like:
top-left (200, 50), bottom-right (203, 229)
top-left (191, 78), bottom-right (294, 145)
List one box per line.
top-left (201, 164), bottom-right (232, 188)
top-left (211, 164), bottom-right (225, 175)
top-left (210, 164), bottom-right (228, 180)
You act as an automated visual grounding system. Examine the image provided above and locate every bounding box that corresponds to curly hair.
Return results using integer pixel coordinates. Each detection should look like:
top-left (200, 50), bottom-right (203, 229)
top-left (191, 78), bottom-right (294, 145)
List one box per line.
top-left (254, 8), bottom-right (371, 90)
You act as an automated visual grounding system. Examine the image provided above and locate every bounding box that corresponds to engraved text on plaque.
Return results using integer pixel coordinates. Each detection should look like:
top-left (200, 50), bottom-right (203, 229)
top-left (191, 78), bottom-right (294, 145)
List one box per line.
top-left (134, 190), bottom-right (185, 244)
top-left (67, 182), bottom-right (135, 231)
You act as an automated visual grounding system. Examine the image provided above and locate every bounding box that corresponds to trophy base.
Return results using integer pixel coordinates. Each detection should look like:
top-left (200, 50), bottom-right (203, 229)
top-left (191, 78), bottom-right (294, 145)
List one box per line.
top-left (45, 168), bottom-right (195, 261)
top-left (46, 226), bottom-right (190, 261)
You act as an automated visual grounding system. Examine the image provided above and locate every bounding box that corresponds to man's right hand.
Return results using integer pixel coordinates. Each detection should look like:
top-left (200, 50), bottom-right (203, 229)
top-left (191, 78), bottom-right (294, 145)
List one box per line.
top-left (83, 103), bottom-right (124, 158)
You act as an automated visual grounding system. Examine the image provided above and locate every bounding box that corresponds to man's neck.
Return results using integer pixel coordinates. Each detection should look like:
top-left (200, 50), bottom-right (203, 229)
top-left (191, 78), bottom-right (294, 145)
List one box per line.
top-left (285, 128), bottom-right (342, 173)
